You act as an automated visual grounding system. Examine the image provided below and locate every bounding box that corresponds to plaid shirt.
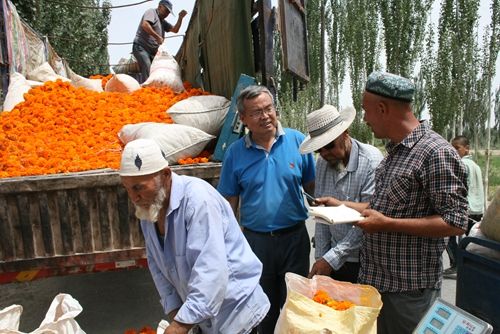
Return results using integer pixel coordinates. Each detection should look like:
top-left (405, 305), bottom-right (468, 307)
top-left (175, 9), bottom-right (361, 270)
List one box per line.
top-left (314, 139), bottom-right (383, 270)
top-left (359, 122), bottom-right (468, 292)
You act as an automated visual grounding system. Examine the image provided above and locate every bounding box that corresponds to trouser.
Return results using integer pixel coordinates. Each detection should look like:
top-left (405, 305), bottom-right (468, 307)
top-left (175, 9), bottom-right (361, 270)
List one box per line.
top-left (378, 288), bottom-right (440, 334)
top-left (446, 215), bottom-right (482, 267)
top-left (132, 43), bottom-right (154, 83)
top-left (330, 261), bottom-right (360, 284)
top-left (243, 223), bottom-right (310, 334)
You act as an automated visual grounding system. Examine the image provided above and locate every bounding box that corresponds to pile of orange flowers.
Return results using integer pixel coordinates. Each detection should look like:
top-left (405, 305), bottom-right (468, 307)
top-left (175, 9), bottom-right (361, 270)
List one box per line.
top-left (124, 326), bottom-right (155, 334)
top-left (89, 73), bottom-right (113, 89)
top-left (178, 150), bottom-right (211, 165)
top-left (0, 79), bottom-right (209, 178)
top-left (313, 290), bottom-right (355, 311)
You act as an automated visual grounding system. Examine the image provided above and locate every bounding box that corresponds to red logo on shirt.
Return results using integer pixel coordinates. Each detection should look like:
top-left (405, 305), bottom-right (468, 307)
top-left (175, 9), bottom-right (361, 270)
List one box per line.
top-left (289, 162), bottom-right (295, 169)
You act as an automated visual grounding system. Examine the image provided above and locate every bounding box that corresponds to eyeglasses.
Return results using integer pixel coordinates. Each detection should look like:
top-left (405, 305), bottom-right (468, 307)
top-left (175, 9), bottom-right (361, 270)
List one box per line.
top-left (315, 140), bottom-right (336, 153)
top-left (245, 105), bottom-right (275, 119)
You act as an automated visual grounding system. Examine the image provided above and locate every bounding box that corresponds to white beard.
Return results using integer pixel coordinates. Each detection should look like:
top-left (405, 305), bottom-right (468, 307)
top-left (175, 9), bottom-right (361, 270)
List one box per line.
top-left (134, 186), bottom-right (167, 223)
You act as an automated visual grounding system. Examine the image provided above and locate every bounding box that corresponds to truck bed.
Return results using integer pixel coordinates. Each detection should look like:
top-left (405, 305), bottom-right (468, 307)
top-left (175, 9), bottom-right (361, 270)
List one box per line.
top-left (0, 163), bottom-right (221, 282)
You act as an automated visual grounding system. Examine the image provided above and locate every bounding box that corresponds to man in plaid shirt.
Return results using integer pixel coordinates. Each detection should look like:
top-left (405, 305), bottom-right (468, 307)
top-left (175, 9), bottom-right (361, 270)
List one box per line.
top-left (358, 71), bottom-right (468, 334)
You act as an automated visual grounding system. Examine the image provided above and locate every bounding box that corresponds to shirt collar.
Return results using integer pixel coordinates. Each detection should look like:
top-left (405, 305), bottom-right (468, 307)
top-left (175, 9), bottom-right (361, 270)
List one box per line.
top-left (346, 139), bottom-right (359, 172)
top-left (244, 121), bottom-right (284, 148)
top-left (166, 172), bottom-right (182, 216)
top-left (386, 121), bottom-right (429, 153)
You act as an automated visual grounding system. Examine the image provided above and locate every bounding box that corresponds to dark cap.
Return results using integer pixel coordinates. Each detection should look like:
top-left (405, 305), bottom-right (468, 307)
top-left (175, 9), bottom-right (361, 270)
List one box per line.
top-left (365, 71), bottom-right (415, 102)
top-left (159, 0), bottom-right (173, 13)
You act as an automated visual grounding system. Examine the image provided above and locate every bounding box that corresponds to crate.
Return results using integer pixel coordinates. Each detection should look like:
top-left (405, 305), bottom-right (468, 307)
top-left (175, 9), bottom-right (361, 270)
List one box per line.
top-left (456, 236), bottom-right (500, 332)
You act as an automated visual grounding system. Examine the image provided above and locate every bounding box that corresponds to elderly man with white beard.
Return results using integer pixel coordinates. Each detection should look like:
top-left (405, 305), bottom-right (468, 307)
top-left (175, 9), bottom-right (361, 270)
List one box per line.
top-left (299, 105), bottom-right (383, 284)
top-left (119, 138), bottom-right (269, 334)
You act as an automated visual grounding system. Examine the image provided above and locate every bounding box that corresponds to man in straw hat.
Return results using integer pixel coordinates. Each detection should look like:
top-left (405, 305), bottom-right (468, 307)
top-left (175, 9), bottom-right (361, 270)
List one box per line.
top-left (133, 0), bottom-right (187, 82)
top-left (299, 104), bottom-right (383, 284)
top-left (120, 138), bottom-right (269, 334)
top-left (217, 85), bottom-right (315, 333)
top-left (358, 71), bottom-right (468, 333)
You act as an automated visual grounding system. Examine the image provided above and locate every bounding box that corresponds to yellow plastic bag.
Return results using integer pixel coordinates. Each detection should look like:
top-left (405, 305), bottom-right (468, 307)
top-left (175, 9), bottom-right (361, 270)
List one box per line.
top-left (274, 273), bottom-right (382, 334)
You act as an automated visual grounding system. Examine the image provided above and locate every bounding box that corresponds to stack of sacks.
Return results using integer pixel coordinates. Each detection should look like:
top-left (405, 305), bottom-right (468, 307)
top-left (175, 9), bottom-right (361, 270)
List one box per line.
top-left (118, 122), bottom-right (215, 165)
top-left (0, 293), bottom-right (86, 334)
top-left (142, 43), bottom-right (184, 93)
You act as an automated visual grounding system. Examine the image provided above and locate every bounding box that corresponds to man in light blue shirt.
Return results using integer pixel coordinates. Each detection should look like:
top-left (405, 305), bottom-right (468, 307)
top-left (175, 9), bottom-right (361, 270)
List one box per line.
top-left (120, 138), bottom-right (269, 334)
top-left (300, 104), bottom-right (383, 283)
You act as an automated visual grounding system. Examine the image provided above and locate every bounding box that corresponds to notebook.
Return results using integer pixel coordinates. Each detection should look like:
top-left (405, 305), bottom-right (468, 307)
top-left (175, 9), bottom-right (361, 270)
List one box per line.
top-left (308, 204), bottom-right (364, 225)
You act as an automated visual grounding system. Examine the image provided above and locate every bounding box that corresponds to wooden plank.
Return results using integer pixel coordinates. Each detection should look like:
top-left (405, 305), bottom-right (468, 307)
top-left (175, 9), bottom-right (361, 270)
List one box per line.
top-left (88, 186), bottom-right (102, 251)
top-left (0, 164), bottom-right (221, 194)
top-left (258, 0), bottom-right (276, 88)
top-left (128, 195), bottom-right (143, 248)
top-left (67, 189), bottom-right (83, 253)
top-left (117, 186), bottom-right (132, 248)
top-left (48, 191), bottom-right (63, 255)
top-left (0, 195), bottom-right (14, 260)
top-left (28, 193), bottom-right (45, 257)
top-left (0, 249), bottom-right (146, 273)
top-left (38, 192), bottom-right (55, 256)
top-left (16, 194), bottom-right (34, 258)
top-left (78, 188), bottom-right (93, 253)
top-left (56, 190), bottom-right (73, 254)
top-left (105, 187), bottom-right (121, 250)
top-left (97, 189), bottom-right (111, 250)
top-left (279, 0), bottom-right (310, 82)
top-left (7, 196), bottom-right (23, 260)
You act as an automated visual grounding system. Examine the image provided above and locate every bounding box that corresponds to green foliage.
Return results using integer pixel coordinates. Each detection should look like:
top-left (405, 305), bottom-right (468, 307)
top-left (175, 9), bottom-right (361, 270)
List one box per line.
top-left (11, 0), bottom-right (111, 76)
top-left (378, 0), bottom-right (432, 77)
top-left (475, 153), bottom-right (500, 200)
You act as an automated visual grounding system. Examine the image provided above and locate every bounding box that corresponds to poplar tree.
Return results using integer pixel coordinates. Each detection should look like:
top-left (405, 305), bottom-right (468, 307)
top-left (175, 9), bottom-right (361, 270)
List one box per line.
top-left (12, 0), bottom-right (111, 76)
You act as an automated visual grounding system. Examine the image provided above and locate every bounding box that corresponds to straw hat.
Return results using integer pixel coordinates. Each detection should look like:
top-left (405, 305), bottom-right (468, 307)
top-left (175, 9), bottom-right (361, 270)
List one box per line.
top-left (120, 138), bottom-right (169, 176)
top-left (299, 105), bottom-right (356, 154)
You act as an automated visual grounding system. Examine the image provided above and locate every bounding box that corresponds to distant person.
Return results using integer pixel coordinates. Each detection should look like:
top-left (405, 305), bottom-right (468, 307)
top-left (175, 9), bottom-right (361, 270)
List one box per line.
top-left (217, 85), bottom-right (315, 333)
top-left (443, 135), bottom-right (485, 278)
top-left (133, 0), bottom-right (187, 82)
top-left (358, 71), bottom-right (468, 334)
top-left (299, 104), bottom-right (383, 283)
top-left (120, 138), bottom-right (270, 334)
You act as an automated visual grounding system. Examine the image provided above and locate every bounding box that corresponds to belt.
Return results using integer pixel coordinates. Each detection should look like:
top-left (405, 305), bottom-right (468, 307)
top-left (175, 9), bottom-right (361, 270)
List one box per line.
top-left (244, 222), bottom-right (304, 237)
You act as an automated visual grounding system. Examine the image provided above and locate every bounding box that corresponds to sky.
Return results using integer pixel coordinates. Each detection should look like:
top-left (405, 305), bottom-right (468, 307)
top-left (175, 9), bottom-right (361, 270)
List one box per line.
top-left (107, 0), bottom-right (499, 110)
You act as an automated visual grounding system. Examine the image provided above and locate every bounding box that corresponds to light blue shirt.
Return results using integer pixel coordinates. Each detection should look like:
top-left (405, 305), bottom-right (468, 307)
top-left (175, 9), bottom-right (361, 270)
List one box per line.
top-left (217, 122), bottom-right (316, 232)
top-left (462, 155), bottom-right (485, 215)
top-left (314, 139), bottom-right (383, 269)
top-left (141, 173), bottom-right (270, 334)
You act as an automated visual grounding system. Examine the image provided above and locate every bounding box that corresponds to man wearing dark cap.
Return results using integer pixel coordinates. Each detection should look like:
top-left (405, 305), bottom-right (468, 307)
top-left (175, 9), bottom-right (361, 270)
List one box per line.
top-left (133, 0), bottom-right (187, 83)
top-left (357, 71), bottom-right (468, 333)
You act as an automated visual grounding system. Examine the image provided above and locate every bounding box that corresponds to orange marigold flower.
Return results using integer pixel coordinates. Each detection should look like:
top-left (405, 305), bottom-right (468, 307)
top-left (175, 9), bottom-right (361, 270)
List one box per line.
top-left (312, 290), bottom-right (355, 311)
top-left (0, 79), bottom-right (211, 178)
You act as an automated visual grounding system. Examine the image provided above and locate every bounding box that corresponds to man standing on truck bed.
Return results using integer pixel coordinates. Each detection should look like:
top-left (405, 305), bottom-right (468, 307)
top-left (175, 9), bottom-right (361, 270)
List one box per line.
top-left (133, 0), bottom-right (187, 83)
top-left (120, 138), bottom-right (270, 334)
top-left (217, 85), bottom-right (316, 333)
top-left (358, 71), bottom-right (468, 334)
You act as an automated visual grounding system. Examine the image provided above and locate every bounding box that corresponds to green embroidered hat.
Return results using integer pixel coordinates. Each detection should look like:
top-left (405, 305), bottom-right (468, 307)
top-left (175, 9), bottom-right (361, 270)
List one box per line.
top-left (365, 71), bottom-right (415, 102)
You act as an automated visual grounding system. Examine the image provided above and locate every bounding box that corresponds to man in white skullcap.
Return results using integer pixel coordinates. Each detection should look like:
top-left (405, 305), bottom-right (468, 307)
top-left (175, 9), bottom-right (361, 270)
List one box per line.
top-left (300, 105), bottom-right (383, 283)
top-left (120, 138), bottom-right (269, 334)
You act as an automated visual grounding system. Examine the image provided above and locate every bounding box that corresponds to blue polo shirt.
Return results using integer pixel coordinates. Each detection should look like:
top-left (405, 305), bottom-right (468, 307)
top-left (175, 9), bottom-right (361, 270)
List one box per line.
top-left (217, 123), bottom-right (315, 232)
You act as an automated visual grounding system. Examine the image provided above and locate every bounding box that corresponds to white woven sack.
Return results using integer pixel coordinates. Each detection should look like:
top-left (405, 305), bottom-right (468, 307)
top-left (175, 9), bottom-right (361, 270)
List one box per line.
top-left (167, 95), bottom-right (231, 136)
top-left (26, 62), bottom-right (70, 83)
top-left (142, 44), bottom-right (184, 93)
top-left (105, 74), bottom-right (141, 93)
top-left (118, 122), bottom-right (215, 165)
top-left (3, 72), bottom-right (32, 112)
top-left (71, 74), bottom-right (103, 92)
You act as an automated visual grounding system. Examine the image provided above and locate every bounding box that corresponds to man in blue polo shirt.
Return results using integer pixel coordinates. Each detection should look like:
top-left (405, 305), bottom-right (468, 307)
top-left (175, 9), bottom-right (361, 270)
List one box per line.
top-left (218, 85), bottom-right (315, 333)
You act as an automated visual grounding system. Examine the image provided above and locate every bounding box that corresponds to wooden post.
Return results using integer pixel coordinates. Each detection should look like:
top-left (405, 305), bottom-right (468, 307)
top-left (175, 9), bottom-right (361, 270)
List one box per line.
top-left (258, 0), bottom-right (276, 91)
